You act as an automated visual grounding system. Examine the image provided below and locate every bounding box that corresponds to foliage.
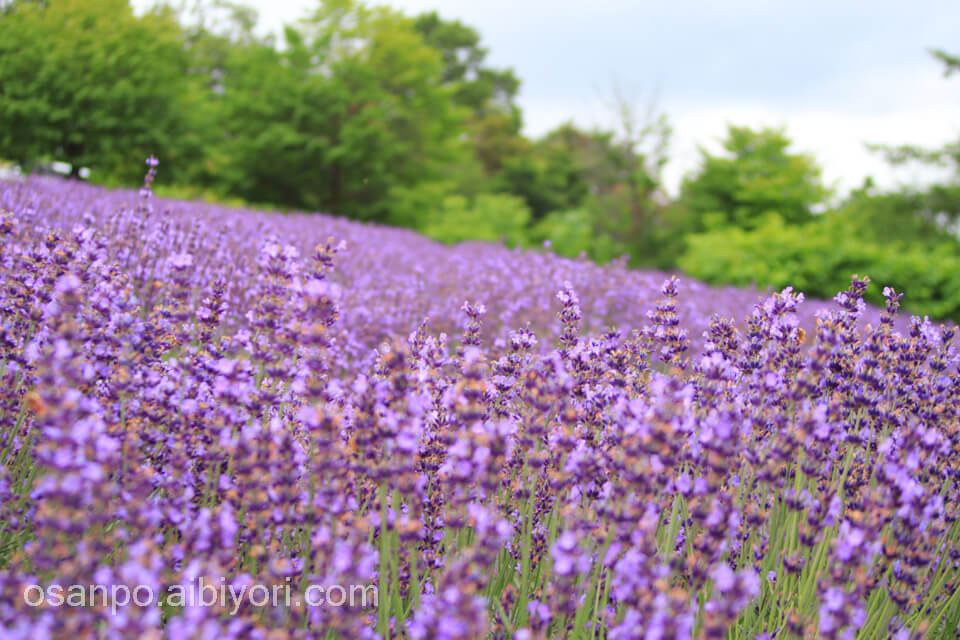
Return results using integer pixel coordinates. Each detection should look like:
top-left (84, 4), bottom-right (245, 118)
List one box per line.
top-left (529, 208), bottom-right (620, 262)
top-left (412, 11), bottom-right (520, 121)
top-left (678, 125), bottom-right (830, 231)
top-left (0, 0), bottom-right (197, 182)
top-left (679, 212), bottom-right (960, 320)
top-left (151, 182), bottom-right (254, 209)
top-left (862, 50), bottom-right (960, 237)
top-left (495, 134), bottom-right (587, 220)
top-left (676, 117), bottom-right (960, 321)
top-left (834, 179), bottom-right (960, 245)
top-left (411, 10), bottom-right (528, 207)
top-left (386, 179), bottom-right (459, 229)
top-left (211, 0), bottom-right (469, 222)
top-left (517, 113), bottom-right (676, 269)
top-left (422, 192), bottom-right (531, 247)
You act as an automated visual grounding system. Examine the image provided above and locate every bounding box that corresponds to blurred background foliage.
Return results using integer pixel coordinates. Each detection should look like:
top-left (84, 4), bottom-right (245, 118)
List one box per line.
top-left (1, 0), bottom-right (959, 319)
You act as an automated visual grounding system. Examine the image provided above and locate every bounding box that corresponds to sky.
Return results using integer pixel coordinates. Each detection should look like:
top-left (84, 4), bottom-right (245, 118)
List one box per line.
top-left (143, 0), bottom-right (960, 197)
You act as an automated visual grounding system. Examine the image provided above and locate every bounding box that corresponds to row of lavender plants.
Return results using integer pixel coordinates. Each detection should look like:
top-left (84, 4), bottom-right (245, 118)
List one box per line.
top-left (0, 162), bottom-right (958, 638)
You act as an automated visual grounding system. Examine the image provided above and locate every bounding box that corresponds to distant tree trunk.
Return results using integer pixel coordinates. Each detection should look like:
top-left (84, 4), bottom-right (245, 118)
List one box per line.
top-left (65, 140), bottom-right (83, 179)
top-left (329, 161), bottom-right (342, 213)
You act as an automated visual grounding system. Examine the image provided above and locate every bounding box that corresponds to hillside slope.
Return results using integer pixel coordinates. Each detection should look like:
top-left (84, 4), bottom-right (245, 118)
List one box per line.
top-left (0, 177), bottom-right (922, 372)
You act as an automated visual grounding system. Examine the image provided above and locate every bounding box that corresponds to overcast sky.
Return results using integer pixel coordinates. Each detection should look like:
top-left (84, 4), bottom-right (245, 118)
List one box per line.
top-left (143, 0), bottom-right (960, 197)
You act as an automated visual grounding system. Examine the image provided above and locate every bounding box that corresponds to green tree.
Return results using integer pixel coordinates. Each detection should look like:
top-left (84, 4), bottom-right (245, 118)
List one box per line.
top-left (217, 0), bottom-right (469, 221)
top-left (494, 125), bottom-right (588, 220)
top-left (412, 10), bottom-right (529, 206)
top-left (586, 95), bottom-right (673, 267)
top-left (165, 0), bottom-right (270, 188)
top-left (677, 125), bottom-right (829, 231)
top-left (0, 0), bottom-right (197, 182)
top-left (524, 98), bottom-right (675, 268)
top-left (864, 49), bottom-right (960, 238)
top-left (831, 178), bottom-right (960, 247)
top-left (411, 11), bottom-right (520, 122)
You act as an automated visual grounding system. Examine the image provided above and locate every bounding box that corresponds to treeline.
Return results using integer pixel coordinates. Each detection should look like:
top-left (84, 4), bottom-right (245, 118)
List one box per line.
top-left (2, 0), bottom-right (960, 319)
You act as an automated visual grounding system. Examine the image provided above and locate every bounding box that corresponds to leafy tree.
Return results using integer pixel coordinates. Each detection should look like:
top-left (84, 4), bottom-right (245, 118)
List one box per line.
top-left (832, 178), bottom-right (960, 247)
top-left (412, 10), bottom-right (529, 208)
top-left (522, 99), bottom-right (675, 268)
top-left (494, 125), bottom-right (588, 220)
top-left (678, 125), bottom-right (830, 231)
top-left (217, 0), bottom-right (469, 221)
top-left (412, 11), bottom-right (520, 122)
top-left (0, 0), bottom-right (196, 182)
top-left (864, 49), bottom-right (960, 237)
top-left (676, 62), bottom-right (960, 321)
top-left (585, 96), bottom-right (673, 268)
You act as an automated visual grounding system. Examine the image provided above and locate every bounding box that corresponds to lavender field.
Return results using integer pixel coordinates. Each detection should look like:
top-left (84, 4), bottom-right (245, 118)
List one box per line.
top-left (0, 165), bottom-right (958, 639)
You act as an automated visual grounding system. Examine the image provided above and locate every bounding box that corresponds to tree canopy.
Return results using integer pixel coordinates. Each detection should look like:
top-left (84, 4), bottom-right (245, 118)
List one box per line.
top-left (678, 125), bottom-right (829, 231)
top-left (0, 0), bottom-right (196, 182)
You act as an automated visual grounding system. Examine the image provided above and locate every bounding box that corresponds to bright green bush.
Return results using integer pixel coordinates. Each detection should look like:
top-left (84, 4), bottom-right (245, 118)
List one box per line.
top-left (678, 213), bottom-right (960, 320)
top-left (152, 184), bottom-right (252, 209)
top-left (422, 193), bottom-right (531, 247)
top-left (387, 181), bottom-right (457, 230)
top-left (528, 208), bottom-right (624, 263)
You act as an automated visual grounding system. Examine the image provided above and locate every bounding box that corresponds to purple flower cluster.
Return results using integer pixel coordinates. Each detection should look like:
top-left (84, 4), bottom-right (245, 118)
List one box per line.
top-left (0, 171), bottom-right (958, 639)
